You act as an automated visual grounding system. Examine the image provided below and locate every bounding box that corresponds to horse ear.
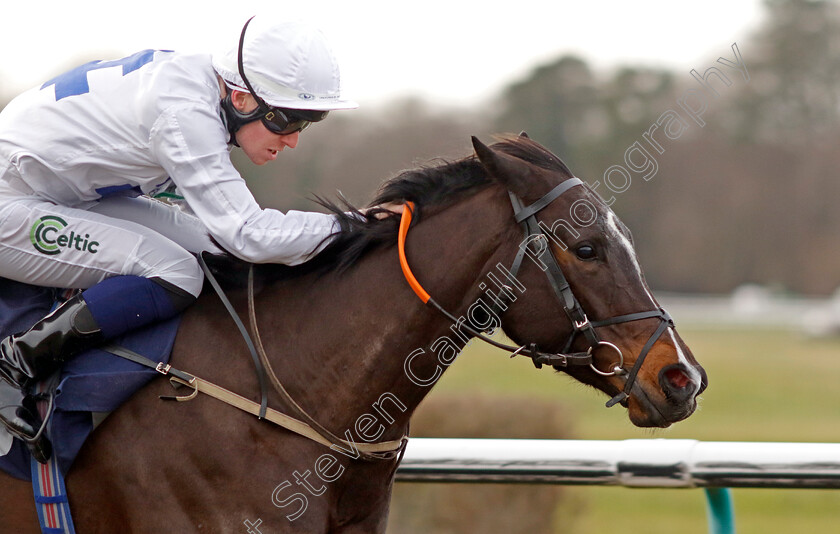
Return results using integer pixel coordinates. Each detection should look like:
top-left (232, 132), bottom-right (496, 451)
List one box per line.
top-left (471, 136), bottom-right (535, 198)
top-left (519, 131), bottom-right (530, 138)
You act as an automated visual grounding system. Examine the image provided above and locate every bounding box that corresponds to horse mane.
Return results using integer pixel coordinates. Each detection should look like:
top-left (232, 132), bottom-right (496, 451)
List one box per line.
top-left (204, 135), bottom-right (572, 290)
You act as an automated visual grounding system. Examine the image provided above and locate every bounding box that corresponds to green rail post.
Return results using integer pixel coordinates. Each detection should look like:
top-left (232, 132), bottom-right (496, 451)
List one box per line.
top-left (704, 488), bottom-right (735, 534)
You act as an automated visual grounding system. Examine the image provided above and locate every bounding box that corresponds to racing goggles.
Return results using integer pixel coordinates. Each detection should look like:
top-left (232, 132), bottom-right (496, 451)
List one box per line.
top-left (261, 107), bottom-right (328, 135)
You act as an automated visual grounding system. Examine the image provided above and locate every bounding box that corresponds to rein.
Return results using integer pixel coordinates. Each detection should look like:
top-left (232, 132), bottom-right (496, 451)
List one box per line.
top-left (104, 256), bottom-right (407, 462)
top-left (398, 200), bottom-right (592, 369)
top-left (244, 266), bottom-right (406, 461)
top-left (104, 175), bottom-right (671, 455)
top-left (397, 178), bottom-right (675, 408)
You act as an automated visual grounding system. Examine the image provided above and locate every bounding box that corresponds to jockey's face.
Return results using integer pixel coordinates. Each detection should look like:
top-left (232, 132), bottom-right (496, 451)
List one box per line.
top-left (230, 90), bottom-right (300, 165)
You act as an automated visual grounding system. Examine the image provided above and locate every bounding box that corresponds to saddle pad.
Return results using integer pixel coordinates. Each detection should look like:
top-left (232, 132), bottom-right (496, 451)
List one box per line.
top-left (0, 278), bottom-right (180, 480)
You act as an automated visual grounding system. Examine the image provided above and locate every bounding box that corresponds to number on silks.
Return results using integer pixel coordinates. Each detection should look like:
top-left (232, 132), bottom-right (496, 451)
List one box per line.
top-left (41, 49), bottom-right (163, 101)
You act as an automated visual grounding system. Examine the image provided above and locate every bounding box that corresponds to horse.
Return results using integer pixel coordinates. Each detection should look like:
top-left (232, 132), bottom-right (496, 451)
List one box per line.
top-left (0, 134), bottom-right (706, 532)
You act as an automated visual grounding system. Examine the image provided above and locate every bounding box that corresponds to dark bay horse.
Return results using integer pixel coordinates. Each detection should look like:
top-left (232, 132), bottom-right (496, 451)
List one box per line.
top-left (0, 135), bottom-right (706, 532)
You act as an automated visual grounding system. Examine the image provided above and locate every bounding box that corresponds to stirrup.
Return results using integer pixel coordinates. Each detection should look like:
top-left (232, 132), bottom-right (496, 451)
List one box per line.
top-left (0, 392), bottom-right (54, 464)
top-left (23, 392), bottom-right (54, 464)
top-left (26, 433), bottom-right (53, 464)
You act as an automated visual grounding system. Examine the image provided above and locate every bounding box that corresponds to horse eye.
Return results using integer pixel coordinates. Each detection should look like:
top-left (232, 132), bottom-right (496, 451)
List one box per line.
top-left (575, 244), bottom-right (597, 260)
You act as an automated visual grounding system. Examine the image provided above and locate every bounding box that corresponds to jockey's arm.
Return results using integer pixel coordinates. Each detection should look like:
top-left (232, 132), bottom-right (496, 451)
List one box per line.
top-left (151, 102), bottom-right (342, 265)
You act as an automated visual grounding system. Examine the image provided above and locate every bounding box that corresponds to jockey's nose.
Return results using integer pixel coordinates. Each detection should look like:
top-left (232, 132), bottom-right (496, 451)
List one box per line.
top-left (279, 131), bottom-right (300, 149)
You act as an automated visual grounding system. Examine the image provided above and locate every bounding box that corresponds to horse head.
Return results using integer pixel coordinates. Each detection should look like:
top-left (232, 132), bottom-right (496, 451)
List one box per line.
top-left (259, 133), bottom-right (706, 431)
top-left (464, 135), bottom-right (707, 428)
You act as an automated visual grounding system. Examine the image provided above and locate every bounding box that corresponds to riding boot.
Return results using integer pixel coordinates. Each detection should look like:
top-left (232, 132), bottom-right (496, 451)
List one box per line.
top-left (0, 294), bottom-right (103, 460)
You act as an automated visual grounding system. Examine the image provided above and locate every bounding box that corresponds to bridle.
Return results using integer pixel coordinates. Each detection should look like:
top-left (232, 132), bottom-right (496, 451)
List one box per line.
top-left (101, 175), bottom-right (673, 464)
top-left (398, 177), bottom-right (675, 408)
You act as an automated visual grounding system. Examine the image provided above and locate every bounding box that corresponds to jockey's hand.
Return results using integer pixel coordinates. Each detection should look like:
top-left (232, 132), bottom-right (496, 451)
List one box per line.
top-left (362, 202), bottom-right (404, 220)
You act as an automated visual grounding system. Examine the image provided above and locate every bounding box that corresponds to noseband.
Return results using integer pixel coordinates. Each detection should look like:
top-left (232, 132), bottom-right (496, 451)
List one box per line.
top-left (398, 178), bottom-right (674, 408)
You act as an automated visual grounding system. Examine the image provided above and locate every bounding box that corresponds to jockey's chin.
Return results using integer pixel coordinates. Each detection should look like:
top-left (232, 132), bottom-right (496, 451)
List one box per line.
top-left (237, 125), bottom-right (300, 165)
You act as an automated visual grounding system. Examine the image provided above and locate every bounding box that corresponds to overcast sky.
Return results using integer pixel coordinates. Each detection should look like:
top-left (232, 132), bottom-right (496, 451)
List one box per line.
top-left (0, 1), bottom-right (765, 108)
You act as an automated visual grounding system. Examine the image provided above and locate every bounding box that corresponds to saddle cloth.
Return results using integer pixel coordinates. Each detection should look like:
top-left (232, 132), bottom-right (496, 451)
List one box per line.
top-left (0, 277), bottom-right (180, 480)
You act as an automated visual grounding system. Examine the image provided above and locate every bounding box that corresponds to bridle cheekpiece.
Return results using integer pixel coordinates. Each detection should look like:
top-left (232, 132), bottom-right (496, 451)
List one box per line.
top-left (397, 177), bottom-right (675, 408)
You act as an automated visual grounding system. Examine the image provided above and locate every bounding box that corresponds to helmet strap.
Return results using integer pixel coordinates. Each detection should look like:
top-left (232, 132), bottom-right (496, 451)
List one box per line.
top-left (219, 16), bottom-right (272, 146)
top-left (220, 91), bottom-right (263, 147)
top-left (236, 17), bottom-right (272, 114)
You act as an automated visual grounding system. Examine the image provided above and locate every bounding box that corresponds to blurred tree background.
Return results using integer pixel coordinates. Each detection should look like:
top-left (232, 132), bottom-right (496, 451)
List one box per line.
top-left (241, 0), bottom-right (840, 296)
top-left (2, 0), bottom-right (838, 295)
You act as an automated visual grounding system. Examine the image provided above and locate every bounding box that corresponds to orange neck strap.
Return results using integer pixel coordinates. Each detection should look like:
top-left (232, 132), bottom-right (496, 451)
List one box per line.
top-left (397, 201), bottom-right (431, 304)
top-left (395, 199), bottom-right (596, 372)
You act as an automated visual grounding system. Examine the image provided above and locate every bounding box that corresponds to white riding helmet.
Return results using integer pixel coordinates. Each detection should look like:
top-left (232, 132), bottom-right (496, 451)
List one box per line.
top-left (212, 16), bottom-right (357, 111)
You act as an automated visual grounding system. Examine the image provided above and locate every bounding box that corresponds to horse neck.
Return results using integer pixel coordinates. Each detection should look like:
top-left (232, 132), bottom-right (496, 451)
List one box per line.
top-left (255, 187), bottom-right (513, 437)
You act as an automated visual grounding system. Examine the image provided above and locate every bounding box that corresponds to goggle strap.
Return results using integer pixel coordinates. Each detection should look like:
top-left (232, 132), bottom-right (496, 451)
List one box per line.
top-left (237, 16), bottom-right (271, 114)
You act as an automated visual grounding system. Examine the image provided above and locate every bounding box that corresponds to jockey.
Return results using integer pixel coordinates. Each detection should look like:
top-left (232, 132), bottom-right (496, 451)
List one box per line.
top-left (0, 15), bottom-right (373, 460)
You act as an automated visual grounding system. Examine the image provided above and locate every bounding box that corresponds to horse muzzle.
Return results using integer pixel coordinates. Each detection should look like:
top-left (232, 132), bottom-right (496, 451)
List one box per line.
top-left (625, 362), bottom-right (706, 428)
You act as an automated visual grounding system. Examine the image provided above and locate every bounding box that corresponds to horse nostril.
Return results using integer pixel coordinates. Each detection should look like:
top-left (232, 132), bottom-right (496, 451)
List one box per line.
top-left (664, 368), bottom-right (691, 390)
top-left (659, 366), bottom-right (694, 403)
top-left (659, 364), bottom-right (703, 409)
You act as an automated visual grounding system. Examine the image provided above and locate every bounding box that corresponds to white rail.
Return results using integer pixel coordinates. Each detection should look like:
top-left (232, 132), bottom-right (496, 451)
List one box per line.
top-left (395, 438), bottom-right (840, 489)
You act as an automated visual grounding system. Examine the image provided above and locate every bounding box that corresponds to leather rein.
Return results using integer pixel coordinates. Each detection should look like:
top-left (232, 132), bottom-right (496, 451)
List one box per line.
top-left (104, 177), bottom-right (672, 461)
top-left (105, 254), bottom-right (407, 462)
top-left (397, 178), bottom-right (674, 408)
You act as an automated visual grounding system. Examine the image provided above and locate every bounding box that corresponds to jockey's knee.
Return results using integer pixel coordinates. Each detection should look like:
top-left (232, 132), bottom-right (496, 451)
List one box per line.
top-left (79, 252), bottom-right (203, 339)
top-left (82, 274), bottom-right (198, 339)
top-left (149, 277), bottom-right (197, 313)
top-left (139, 249), bottom-right (205, 298)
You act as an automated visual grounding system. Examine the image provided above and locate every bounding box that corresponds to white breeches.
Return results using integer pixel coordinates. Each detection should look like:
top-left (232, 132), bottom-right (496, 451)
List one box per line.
top-left (0, 180), bottom-right (220, 297)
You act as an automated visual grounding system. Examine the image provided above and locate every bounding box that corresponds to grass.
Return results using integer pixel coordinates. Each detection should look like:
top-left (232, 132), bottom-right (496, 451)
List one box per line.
top-left (409, 326), bottom-right (840, 533)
